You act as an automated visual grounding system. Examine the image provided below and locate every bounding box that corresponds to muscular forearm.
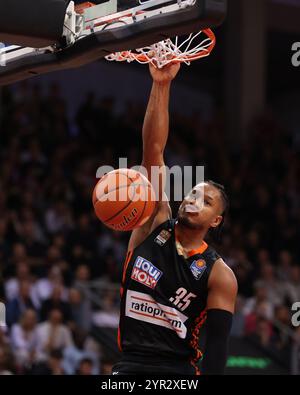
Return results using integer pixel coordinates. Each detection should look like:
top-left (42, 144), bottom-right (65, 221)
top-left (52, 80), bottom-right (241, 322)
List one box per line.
top-left (142, 81), bottom-right (171, 161)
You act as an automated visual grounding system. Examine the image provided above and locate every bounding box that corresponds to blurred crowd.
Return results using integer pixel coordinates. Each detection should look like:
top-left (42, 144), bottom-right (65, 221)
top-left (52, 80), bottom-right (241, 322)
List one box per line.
top-left (0, 78), bottom-right (299, 374)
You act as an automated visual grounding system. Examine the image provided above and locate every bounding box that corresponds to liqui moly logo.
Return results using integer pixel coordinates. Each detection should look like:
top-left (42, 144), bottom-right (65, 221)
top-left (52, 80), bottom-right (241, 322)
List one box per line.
top-left (131, 256), bottom-right (163, 289)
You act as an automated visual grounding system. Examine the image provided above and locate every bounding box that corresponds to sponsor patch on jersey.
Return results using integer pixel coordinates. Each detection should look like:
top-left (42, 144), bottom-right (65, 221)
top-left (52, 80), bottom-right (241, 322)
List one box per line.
top-left (190, 259), bottom-right (207, 280)
top-left (131, 256), bottom-right (163, 289)
top-left (154, 229), bottom-right (171, 246)
top-left (126, 290), bottom-right (188, 339)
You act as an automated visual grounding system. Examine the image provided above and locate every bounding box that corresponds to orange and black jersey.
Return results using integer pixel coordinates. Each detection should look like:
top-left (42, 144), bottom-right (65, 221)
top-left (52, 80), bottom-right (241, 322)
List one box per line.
top-left (117, 219), bottom-right (221, 375)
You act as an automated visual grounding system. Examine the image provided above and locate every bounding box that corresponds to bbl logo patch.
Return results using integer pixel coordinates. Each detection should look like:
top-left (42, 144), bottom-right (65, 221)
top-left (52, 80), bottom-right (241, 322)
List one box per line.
top-left (190, 259), bottom-right (207, 280)
top-left (131, 256), bottom-right (163, 289)
top-left (154, 230), bottom-right (171, 246)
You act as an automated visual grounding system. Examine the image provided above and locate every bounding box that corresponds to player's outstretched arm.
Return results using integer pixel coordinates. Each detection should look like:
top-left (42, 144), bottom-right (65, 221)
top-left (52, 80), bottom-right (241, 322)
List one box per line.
top-left (202, 260), bottom-right (238, 375)
top-left (128, 63), bottom-right (180, 251)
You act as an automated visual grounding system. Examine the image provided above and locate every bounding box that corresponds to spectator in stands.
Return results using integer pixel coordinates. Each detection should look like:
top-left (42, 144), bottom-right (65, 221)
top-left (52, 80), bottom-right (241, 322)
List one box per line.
top-left (230, 249), bottom-right (254, 298)
top-left (45, 201), bottom-right (74, 235)
top-left (67, 213), bottom-right (97, 262)
top-left (62, 328), bottom-right (99, 375)
top-left (36, 308), bottom-right (73, 362)
top-left (9, 244), bottom-right (29, 269)
top-left (72, 265), bottom-right (92, 304)
top-left (28, 349), bottom-right (65, 375)
top-left (39, 285), bottom-right (72, 323)
top-left (46, 245), bottom-right (62, 267)
top-left (254, 263), bottom-right (285, 307)
top-left (32, 265), bottom-right (68, 308)
top-left (76, 357), bottom-right (94, 375)
top-left (6, 280), bottom-right (36, 327)
top-left (277, 250), bottom-right (293, 282)
top-left (18, 219), bottom-right (46, 260)
top-left (10, 309), bottom-right (38, 369)
top-left (243, 284), bottom-right (274, 321)
top-left (244, 301), bottom-right (274, 336)
top-left (230, 296), bottom-right (246, 337)
top-left (4, 261), bottom-right (33, 301)
top-left (247, 317), bottom-right (274, 350)
top-left (68, 288), bottom-right (92, 332)
top-left (92, 290), bottom-right (119, 328)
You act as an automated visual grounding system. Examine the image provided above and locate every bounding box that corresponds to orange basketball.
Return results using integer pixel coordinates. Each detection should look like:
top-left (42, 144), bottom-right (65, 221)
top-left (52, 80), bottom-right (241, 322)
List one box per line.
top-left (93, 168), bottom-right (156, 232)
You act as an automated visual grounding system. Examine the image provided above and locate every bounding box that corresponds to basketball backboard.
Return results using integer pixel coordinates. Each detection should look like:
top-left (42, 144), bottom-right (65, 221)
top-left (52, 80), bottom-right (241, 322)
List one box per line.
top-left (0, 0), bottom-right (227, 85)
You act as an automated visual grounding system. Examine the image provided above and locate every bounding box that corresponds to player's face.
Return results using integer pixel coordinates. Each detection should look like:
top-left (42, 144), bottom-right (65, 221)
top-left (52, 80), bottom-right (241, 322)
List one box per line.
top-left (177, 183), bottom-right (223, 231)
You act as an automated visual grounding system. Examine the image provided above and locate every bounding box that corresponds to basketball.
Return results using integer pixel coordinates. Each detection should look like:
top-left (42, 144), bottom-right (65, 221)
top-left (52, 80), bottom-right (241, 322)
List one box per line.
top-left (93, 169), bottom-right (156, 231)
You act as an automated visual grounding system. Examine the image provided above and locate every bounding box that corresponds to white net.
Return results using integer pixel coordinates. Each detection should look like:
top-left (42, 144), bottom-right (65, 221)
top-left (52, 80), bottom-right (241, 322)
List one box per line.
top-left (105, 29), bottom-right (215, 68)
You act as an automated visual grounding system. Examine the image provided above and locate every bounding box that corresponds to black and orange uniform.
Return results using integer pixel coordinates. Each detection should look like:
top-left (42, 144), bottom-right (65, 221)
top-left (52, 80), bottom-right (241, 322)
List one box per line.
top-left (112, 219), bottom-right (221, 375)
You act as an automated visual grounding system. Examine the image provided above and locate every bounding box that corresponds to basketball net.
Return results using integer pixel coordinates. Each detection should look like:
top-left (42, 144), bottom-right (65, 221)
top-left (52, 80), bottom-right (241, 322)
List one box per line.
top-left (105, 28), bottom-right (216, 68)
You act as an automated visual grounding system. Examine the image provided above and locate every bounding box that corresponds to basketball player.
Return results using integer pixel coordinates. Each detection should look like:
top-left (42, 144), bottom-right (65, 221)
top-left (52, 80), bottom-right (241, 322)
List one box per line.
top-left (112, 63), bottom-right (238, 375)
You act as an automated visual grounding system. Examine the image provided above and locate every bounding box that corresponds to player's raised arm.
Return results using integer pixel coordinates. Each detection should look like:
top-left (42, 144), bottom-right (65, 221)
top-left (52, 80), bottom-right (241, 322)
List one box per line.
top-left (141, 63), bottom-right (180, 200)
top-left (128, 63), bottom-right (180, 251)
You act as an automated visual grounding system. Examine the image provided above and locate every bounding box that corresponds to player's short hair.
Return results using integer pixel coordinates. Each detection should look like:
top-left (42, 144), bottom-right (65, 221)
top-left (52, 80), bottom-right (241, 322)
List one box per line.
top-left (205, 180), bottom-right (229, 243)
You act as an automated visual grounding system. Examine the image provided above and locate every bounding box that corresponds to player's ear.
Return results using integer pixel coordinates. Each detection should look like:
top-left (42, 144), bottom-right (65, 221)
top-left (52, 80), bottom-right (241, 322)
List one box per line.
top-left (210, 215), bottom-right (223, 229)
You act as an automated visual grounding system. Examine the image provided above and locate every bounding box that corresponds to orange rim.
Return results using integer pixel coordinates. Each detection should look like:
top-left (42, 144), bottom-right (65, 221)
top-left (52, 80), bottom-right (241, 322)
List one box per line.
top-left (115, 29), bottom-right (216, 64)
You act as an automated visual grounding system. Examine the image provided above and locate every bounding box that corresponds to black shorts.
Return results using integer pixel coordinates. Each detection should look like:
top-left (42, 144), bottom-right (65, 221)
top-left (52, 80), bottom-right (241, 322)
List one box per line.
top-left (111, 359), bottom-right (198, 375)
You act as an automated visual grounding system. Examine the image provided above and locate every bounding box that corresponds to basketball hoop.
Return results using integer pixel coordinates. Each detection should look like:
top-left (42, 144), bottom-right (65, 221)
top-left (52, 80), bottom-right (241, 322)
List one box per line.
top-left (0, 0), bottom-right (225, 85)
top-left (105, 28), bottom-right (216, 68)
